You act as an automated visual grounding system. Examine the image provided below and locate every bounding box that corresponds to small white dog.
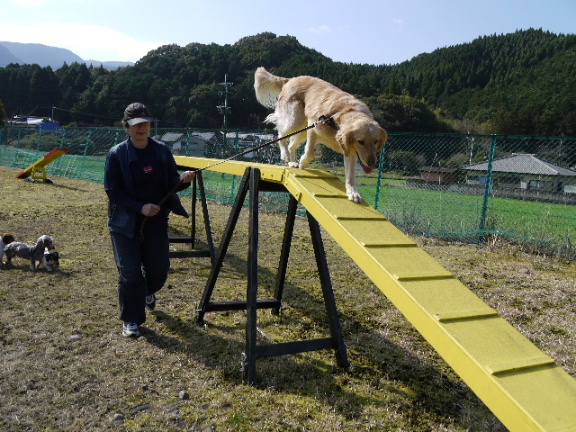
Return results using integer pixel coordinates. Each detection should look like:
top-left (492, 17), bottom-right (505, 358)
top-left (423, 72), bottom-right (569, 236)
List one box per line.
top-left (3, 235), bottom-right (56, 271)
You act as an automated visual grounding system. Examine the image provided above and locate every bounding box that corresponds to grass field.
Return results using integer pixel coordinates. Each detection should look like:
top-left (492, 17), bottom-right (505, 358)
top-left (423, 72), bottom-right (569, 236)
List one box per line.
top-left (378, 184), bottom-right (576, 243)
top-left (1, 165), bottom-right (576, 431)
top-left (2, 145), bottom-right (574, 259)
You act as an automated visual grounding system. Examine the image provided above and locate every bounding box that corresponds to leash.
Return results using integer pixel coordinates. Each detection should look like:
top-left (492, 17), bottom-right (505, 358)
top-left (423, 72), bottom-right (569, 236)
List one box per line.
top-left (139, 116), bottom-right (335, 240)
top-left (190, 115), bottom-right (336, 174)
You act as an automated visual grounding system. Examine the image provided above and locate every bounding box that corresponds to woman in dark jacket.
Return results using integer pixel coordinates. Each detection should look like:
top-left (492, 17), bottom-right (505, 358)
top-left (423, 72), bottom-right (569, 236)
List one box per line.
top-left (104, 102), bottom-right (196, 337)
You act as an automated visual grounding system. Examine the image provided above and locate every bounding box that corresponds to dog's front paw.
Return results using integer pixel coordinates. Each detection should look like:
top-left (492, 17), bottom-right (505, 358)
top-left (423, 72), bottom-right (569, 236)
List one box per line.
top-left (288, 161), bottom-right (299, 168)
top-left (298, 155), bottom-right (313, 169)
top-left (346, 187), bottom-right (363, 203)
top-left (298, 160), bottom-right (311, 169)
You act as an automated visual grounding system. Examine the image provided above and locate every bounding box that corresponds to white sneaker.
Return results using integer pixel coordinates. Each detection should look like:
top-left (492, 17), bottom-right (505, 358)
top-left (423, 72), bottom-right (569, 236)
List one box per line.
top-left (122, 322), bottom-right (140, 338)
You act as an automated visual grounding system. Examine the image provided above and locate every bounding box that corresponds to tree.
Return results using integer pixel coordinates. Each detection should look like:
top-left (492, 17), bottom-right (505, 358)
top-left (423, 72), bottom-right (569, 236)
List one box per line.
top-left (0, 98), bottom-right (5, 125)
top-left (367, 94), bottom-right (453, 133)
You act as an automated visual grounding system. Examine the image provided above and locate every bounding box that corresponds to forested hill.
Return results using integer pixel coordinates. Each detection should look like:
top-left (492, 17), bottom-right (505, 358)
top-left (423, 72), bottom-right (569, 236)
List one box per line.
top-left (393, 29), bottom-right (576, 135)
top-left (0, 29), bottom-right (575, 135)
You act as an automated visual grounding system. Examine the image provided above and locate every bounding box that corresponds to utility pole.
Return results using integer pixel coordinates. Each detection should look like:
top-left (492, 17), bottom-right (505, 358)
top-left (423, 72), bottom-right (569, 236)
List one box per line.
top-left (217, 74), bottom-right (233, 151)
top-left (217, 74), bottom-right (233, 128)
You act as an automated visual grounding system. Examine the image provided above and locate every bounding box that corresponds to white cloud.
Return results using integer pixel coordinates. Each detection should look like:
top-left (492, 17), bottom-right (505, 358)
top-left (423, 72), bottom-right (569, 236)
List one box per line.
top-left (9, 0), bottom-right (48, 7)
top-left (309, 25), bottom-right (331, 34)
top-left (0, 22), bottom-right (162, 62)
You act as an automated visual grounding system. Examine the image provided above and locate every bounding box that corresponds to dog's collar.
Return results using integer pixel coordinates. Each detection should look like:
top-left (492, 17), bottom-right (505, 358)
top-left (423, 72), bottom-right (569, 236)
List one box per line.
top-left (319, 115), bottom-right (339, 130)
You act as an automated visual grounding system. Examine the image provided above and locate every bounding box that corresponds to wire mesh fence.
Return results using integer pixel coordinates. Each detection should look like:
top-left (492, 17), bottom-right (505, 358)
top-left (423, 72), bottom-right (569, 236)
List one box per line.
top-left (1, 125), bottom-right (575, 259)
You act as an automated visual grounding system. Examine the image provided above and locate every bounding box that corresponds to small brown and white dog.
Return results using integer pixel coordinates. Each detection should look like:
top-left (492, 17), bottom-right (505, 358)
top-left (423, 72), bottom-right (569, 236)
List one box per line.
top-left (3, 235), bottom-right (56, 271)
top-left (0, 233), bottom-right (16, 264)
top-left (254, 67), bottom-right (388, 202)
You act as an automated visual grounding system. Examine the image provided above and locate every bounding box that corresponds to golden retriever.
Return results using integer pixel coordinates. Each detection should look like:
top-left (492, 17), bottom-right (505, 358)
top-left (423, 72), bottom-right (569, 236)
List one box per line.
top-left (254, 67), bottom-right (387, 202)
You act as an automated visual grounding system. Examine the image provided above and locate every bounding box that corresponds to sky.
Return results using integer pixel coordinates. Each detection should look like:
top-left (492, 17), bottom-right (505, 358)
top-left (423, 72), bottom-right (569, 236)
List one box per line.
top-left (1, 0), bottom-right (575, 66)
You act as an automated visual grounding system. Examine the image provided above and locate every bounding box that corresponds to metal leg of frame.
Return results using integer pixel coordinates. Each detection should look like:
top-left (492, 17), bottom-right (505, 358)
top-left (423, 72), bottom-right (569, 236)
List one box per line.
top-left (272, 194), bottom-right (298, 315)
top-left (193, 167), bottom-right (349, 384)
top-left (306, 211), bottom-right (350, 370)
top-left (196, 169), bottom-right (251, 324)
top-left (169, 170), bottom-right (214, 260)
top-left (243, 168), bottom-right (261, 384)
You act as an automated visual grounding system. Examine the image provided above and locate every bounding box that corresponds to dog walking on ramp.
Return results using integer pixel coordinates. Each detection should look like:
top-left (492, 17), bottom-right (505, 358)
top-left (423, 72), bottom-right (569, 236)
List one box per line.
top-left (254, 67), bottom-right (387, 203)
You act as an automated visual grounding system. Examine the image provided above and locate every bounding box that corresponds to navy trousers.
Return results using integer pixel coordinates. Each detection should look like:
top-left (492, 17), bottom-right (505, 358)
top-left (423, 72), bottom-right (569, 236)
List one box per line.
top-left (110, 217), bottom-right (170, 325)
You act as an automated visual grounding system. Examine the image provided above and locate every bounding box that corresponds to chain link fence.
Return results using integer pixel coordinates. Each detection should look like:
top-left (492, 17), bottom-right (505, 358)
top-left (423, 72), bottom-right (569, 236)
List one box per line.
top-left (2, 125), bottom-right (575, 259)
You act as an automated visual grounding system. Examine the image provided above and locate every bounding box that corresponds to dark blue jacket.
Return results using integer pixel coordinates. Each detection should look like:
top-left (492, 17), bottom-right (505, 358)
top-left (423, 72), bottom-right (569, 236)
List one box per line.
top-left (104, 137), bottom-right (189, 238)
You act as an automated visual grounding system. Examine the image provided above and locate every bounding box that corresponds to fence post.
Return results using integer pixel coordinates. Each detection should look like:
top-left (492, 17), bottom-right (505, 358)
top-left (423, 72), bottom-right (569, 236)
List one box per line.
top-left (37, 127), bottom-right (43, 152)
top-left (14, 127), bottom-right (22, 165)
top-left (229, 131), bottom-right (240, 203)
top-left (0, 127), bottom-right (3, 166)
top-left (479, 135), bottom-right (497, 235)
top-left (374, 143), bottom-right (387, 210)
top-left (80, 129), bottom-right (92, 180)
top-left (113, 130), bottom-right (120, 147)
top-left (60, 127), bottom-right (67, 149)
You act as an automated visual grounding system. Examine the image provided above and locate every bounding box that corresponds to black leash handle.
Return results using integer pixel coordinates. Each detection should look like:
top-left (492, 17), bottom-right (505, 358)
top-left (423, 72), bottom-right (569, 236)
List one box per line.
top-left (139, 117), bottom-right (334, 240)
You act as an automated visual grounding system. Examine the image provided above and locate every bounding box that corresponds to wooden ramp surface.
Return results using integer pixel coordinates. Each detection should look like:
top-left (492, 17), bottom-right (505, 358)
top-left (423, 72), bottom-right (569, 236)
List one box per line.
top-left (176, 156), bottom-right (576, 432)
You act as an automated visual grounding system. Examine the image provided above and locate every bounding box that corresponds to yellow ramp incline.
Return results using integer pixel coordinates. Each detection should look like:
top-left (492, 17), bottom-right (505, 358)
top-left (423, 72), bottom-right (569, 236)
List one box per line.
top-left (16, 147), bottom-right (68, 181)
top-left (176, 156), bottom-right (576, 432)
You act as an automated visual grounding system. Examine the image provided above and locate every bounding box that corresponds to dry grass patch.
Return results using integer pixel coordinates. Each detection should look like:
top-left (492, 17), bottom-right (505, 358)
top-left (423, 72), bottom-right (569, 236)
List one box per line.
top-left (1, 165), bottom-right (575, 431)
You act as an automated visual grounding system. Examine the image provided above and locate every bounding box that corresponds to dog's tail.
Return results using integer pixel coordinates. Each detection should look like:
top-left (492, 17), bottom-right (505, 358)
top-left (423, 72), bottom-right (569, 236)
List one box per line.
top-left (254, 67), bottom-right (289, 109)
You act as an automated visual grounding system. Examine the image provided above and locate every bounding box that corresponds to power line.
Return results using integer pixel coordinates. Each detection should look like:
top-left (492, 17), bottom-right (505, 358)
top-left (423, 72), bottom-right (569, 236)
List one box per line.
top-left (36, 105), bottom-right (119, 121)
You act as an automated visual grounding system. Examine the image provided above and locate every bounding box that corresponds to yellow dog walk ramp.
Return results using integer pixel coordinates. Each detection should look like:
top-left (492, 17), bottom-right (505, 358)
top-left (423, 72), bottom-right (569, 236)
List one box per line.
top-left (16, 147), bottom-right (68, 183)
top-left (175, 156), bottom-right (576, 432)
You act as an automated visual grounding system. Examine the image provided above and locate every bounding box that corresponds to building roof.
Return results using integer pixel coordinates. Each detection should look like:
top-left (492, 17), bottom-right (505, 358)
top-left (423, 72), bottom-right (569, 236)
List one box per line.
top-left (190, 132), bottom-right (216, 142)
top-left (419, 166), bottom-right (459, 173)
top-left (463, 154), bottom-right (576, 177)
top-left (159, 132), bottom-right (184, 142)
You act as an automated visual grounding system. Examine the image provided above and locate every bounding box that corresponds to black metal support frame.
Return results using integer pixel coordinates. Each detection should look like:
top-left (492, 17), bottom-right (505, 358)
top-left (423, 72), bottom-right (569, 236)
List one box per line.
top-left (195, 167), bottom-right (349, 384)
top-left (169, 170), bottom-right (215, 263)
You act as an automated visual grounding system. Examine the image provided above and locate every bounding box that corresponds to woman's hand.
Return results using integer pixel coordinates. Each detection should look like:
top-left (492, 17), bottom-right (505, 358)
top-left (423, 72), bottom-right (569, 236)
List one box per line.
top-left (180, 170), bottom-right (197, 183)
top-left (141, 203), bottom-right (161, 216)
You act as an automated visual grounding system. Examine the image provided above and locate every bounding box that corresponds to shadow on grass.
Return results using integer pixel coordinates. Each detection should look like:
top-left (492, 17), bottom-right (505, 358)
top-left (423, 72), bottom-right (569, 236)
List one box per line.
top-left (145, 226), bottom-right (499, 429)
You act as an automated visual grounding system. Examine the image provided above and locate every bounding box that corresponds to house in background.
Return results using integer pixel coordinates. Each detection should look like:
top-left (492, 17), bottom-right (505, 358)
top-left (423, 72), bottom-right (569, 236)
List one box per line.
top-left (462, 153), bottom-right (576, 193)
top-left (9, 116), bottom-right (61, 131)
top-left (419, 167), bottom-right (463, 184)
top-left (155, 132), bottom-right (213, 156)
top-left (157, 132), bottom-right (185, 150)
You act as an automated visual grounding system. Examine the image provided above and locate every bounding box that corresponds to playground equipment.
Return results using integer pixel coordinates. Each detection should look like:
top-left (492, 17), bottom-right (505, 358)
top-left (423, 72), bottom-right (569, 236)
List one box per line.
top-left (16, 148), bottom-right (68, 183)
top-left (175, 155), bottom-right (576, 432)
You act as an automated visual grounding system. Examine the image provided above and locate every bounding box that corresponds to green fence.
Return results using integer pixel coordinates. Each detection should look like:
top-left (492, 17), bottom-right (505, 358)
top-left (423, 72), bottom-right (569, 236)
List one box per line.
top-left (1, 125), bottom-right (575, 259)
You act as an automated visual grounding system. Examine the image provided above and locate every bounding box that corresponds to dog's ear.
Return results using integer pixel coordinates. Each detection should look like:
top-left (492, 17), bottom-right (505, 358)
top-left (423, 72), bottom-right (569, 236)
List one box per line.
top-left (2, 234), bottom-right (15, 244)
top-left (336, 129), bottom-right (352, 156)
top-left (377, 127), bottom-right (388, 152)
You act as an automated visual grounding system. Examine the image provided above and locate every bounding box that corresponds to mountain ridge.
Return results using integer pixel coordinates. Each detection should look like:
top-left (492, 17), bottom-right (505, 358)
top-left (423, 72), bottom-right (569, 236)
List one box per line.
top-left (0, 41), bottom-right (134, 70)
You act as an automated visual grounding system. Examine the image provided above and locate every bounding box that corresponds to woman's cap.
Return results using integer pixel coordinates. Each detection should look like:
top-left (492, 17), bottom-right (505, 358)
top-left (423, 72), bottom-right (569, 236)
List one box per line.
top-left (123, 102), bottom-right (154, 126)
